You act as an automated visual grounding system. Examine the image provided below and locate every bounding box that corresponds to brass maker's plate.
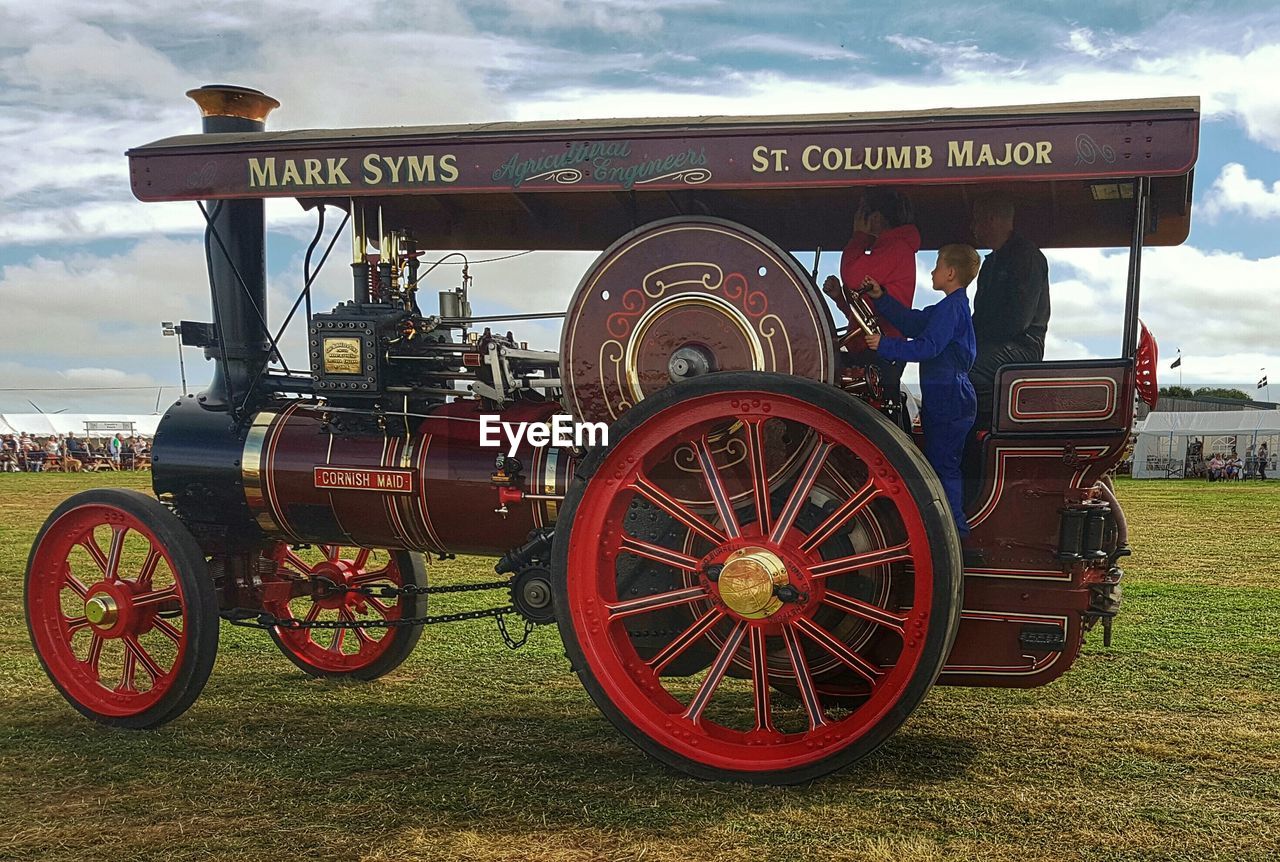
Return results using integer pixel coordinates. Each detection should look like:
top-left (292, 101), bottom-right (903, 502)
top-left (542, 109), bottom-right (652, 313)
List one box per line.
top-left (322, 337), bottom-right (362, 374)
top-left (718, 546), bottom-right (788, 619)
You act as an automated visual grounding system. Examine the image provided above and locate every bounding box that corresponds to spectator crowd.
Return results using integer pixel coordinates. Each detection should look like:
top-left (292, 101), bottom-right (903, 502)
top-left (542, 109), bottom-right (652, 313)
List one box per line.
top-left (0, 432), bottom-right (152, 473)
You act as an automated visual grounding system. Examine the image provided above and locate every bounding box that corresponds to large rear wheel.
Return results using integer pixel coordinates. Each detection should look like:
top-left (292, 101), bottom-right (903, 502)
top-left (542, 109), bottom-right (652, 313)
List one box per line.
top-left (25, 489), bottom-right (219, 728)
top-left (552, 372), bottom-right (962, 783)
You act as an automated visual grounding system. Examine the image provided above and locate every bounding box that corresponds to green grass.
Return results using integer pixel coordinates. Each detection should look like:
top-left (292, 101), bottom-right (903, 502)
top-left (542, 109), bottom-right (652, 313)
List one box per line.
top-left (1, 473), bottom-right (1278, 861)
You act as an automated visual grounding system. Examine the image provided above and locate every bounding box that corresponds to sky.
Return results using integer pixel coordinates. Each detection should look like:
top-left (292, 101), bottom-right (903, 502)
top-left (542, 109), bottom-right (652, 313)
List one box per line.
top-left (2, 0), bottom-right (1279, 413)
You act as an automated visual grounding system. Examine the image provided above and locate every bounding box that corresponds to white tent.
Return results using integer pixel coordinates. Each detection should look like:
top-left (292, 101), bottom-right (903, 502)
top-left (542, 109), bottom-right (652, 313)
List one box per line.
top-left (1132, 410), bottom-right (1280, 478)
top-left (0, 413), bottom-right (162, 438)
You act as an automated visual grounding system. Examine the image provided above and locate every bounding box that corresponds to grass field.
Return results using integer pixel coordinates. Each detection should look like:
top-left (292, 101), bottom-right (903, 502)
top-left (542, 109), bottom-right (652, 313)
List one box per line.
top-left (1, 472), bottom-right (1278, 861)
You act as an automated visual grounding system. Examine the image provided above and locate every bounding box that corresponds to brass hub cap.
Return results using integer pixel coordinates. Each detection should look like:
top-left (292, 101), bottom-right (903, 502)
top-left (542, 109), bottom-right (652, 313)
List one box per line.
top-left (717, 546), bottom-right (789, 619)
top-left (84, 595), bottom-right (119, 629)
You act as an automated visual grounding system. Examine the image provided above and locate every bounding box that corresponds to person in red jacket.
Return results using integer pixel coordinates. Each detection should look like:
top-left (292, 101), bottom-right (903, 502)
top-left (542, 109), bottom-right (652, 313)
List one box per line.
top-left (822, 189), bottom-right (920, 396)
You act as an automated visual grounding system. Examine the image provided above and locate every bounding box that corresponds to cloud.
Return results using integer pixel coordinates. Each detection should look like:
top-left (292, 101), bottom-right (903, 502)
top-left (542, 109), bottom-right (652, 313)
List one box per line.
top-left (0, 361), bottom-right (173, 415)
top-left (483, 0), bottom-right (718, 36)
top-left (884, 34), bottom-right (1005, 69)
top-left (719, 34), bottom-right (859, 62)
top-left (1044, 245), bottom-right (1280, 382)
top-left (1063, 27), bottom-right (1138, 59)
top-left (1202, 162), bottom-right (1280, 220)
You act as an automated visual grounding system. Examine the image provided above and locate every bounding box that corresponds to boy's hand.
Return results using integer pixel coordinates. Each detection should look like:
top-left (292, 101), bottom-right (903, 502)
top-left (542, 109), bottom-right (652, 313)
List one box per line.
top-left (865, 333), bottom-right (881, 350)
top-left (861, 275), bottom-right (884, 299)
top-left (821, 274), bottom-right (843, 300)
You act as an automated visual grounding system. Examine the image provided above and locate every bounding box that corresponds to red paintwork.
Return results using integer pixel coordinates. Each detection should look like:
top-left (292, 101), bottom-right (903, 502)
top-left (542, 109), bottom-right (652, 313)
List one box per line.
top-left (564, 390), bottom-right (936, 772)
top-left (263, 544), bottom-right (412, 674)
top-left (26, 504), bottom-right (189, 717)
top-left (1136, 322), bottom-right (1159, 408)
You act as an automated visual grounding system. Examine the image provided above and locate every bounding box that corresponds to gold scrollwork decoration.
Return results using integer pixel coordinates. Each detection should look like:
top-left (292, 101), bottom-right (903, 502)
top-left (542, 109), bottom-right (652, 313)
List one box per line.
top-left (634, 168), bottom-right (712, 186)
top-left (759, 314), bottom-right (795, 373)
top-left (643, 261), bottom-right (724, 299)
top-left (599, 339), bottom-right (628, 420)
top-left (526, 168), bottom-right (585, 184)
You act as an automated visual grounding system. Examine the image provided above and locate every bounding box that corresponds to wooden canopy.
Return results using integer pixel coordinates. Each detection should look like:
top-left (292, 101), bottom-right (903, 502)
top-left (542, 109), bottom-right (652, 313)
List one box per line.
top-left (128, 97), bottom-right (1199, 251)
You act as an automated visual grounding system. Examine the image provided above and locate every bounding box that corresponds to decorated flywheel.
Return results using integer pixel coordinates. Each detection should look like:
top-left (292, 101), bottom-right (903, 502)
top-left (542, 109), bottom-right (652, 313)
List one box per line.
top-left (560, 217), bottom-right (836, 425)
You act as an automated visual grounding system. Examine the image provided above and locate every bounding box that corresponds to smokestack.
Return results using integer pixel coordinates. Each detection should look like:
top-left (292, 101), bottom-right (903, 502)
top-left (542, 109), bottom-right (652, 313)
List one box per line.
top-left (186, 85), bottom-right (280, 412)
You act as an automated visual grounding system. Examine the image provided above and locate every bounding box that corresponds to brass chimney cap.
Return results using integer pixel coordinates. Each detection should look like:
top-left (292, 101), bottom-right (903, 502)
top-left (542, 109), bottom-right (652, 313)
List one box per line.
top-left (186, 85), bottom-right (280, 122)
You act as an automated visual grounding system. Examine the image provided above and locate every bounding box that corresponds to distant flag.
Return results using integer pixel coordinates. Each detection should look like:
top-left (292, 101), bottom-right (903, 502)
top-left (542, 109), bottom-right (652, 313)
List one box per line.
top-left (1259, 376), bottom-right (1268, 389)
top-left (1170, 356), bottom-right (1182, 369)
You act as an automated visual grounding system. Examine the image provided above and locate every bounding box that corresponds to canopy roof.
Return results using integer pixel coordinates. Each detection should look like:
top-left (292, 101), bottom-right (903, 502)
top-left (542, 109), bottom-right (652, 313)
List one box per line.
top-left (128, 97), bottom-right (1199, 251)
top-left (1138, 410), bottom-right (1280, 436)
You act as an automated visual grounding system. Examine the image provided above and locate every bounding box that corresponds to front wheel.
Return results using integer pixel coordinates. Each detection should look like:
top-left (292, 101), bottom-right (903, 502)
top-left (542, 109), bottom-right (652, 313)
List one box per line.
top-left (24, 489), bottom-right (219, 728)
top-left (552, 372), bottom-right (963, 784)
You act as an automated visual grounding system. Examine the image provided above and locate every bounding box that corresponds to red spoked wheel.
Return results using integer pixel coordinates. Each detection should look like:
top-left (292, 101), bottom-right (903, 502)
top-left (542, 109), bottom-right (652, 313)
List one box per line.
top-left (24, 489), bottom-right (219, 729)
top-left (263, 545), bottom-right (427, 680)
top-left (552, 372), bottom-right (962, 784)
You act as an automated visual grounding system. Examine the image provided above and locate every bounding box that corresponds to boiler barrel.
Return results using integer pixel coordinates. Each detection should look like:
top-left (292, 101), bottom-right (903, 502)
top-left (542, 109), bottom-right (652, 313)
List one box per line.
top-left (240, 400), bottom-right (572, 555)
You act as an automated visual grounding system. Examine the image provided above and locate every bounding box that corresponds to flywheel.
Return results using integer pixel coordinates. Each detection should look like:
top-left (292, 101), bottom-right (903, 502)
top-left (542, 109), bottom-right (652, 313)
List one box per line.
top-left (560, 217), bottom-right (836, 424)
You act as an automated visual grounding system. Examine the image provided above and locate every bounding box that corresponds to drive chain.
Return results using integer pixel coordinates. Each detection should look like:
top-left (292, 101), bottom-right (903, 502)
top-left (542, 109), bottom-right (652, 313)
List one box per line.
top-left (219, 577), bottom-right (536, 649)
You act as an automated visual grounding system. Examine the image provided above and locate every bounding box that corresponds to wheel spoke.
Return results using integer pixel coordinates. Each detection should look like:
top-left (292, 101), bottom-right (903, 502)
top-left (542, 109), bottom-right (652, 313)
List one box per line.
top-left (105, 525), bottom-right (128, 581)
top-left (631, 474), bottom-right (726, 546)
top-left (770, 438), bottom-right (833, 544)
top-left (80, 537), bottom-right (109, 576)
top-left (353, 547), bottom-right (372, 570)
top-left (682, 621), bottom-right (748, 725)
top-left (647, 608), bottom-right (725, 675)
top-left (743, 419), bottom-right (771, 536)
top-left (321, 545), bottom-right (339, 561)
top-left (116, 648), bottom-right (138, 693)
top-left (809, 541), bottom-right (912, 579)
top-left (137, 546), bottom-right (162, 590)
top-left (351, 567), bottom-right (392, 585)
top-left (64, 569), bottom-right (91, 600)
top-left (792, 617), bottom-right (883, 685)
top-left (693, 437), bottom-right (741, 539)
top-left (352, 623), bottom-right (377, 645)
top-left (124, 635), bottom-right (167, 682)
top-left (328, 625), bottom-right (346, 653)
top-left (133, 585), bottom-right (179, 608)
top-left (303, 602), bottom-right (324, 623)
top-left (366, 595), bottom-right (394, 617)
top-left (799, 480), bottom-right (880, 553)
top-left (822, 589), bottom-right (907, 635)
top-left (64, 615), bottom-right (91, 635)
top-left (281, 548), bottom-right (314, 575)
top-left (85, 634), bottom-right (104, 676)
top-left (606, 585), bottom-right (709, 621)
top-left (749, 626), bottom-right (775, 733)
top-left (782, 623), bottom-right (828, 730)
top-left (152, 616), bottom-right (183, 645)
top-left (619, 536), bottom-right (701, 571)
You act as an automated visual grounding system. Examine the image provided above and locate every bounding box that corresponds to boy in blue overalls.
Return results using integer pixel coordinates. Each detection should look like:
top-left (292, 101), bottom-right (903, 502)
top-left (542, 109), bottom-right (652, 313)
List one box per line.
top-left (863, 243), bottom-right (980, 536)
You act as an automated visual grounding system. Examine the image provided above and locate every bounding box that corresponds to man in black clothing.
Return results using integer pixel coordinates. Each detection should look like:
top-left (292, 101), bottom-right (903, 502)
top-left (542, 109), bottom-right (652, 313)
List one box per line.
top-left (968, 194), bottom-right (1051, 429)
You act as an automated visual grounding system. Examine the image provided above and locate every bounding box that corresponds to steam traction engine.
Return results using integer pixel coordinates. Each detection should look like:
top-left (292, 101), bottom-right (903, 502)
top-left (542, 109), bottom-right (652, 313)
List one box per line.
top-left (24, 87), bottom-right (1195, 783)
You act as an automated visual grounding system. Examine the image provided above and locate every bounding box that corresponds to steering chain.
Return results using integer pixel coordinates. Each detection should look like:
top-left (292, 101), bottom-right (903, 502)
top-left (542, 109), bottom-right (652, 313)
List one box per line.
top-left (219, 577), bottom-right (537, 650)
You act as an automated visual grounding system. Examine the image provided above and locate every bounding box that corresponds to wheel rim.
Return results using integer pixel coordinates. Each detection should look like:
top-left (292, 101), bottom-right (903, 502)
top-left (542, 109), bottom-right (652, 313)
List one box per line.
top-left (566, 391), bottom-right (935, 773)
top-left (265, 545), bottom-right (409, 673)
top-left (27, 505), bottom-right (191, 717)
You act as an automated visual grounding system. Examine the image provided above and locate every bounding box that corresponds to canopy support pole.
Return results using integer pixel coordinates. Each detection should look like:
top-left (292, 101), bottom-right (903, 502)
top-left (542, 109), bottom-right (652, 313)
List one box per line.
top-left (1122, 176), bottom-right (1151, 358)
